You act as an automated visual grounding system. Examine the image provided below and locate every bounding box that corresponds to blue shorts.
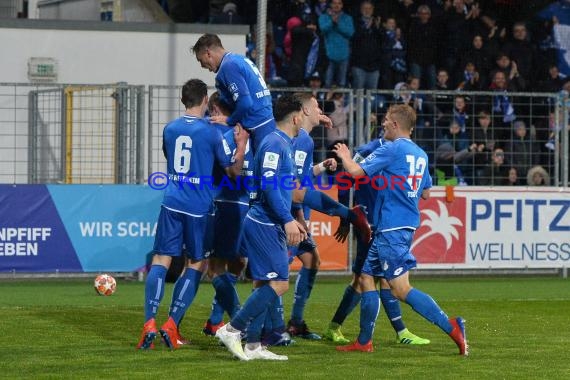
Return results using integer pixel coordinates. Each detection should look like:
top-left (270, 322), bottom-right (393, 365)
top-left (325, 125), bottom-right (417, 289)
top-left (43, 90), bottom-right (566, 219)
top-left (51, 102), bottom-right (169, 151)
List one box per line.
top-left (249, 119), bottom-right (276, 153)
top-left (239, 214), bottom-right (289, 281)
top-left (361, 229), bottom-right (417, 281)
top-left (153, 206), bottom-right (214, 261)
top-left (212, 201), bottom-right (249, 260)
top-left (288, 234), bottom-right (317, 264)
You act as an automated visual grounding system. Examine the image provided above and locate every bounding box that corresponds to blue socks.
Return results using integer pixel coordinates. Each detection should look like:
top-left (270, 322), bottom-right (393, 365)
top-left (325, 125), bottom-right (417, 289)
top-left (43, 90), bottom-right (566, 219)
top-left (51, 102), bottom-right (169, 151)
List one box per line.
top-left (168, 267), bottom-right (202, 325)
top-left (332, 285), bottom-right (362, 325)
top-left (210, 272), bottom-right (241, 324)
top-left (357, 290), bottom-right (380, 344)
top-left (405, 288), bottom-right (453, 334)
top-left (380, 289), bottom-right (406, 333)
top-left (231, 285), bottom-right (278, 332)
top-left (303, 189), bottom-right (349, 218)
top-left (291, 267), bottom-right (318, 323)
top-left (144, 264), bottom-right (168, 321)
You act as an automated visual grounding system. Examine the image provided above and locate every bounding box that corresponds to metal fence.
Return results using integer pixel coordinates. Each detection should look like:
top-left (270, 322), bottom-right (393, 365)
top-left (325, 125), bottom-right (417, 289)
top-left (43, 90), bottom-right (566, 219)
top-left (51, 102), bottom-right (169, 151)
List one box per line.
top-left (0, 83), bottom-right (144, 184)
top-left (1, 83), bottom-right (569, 187)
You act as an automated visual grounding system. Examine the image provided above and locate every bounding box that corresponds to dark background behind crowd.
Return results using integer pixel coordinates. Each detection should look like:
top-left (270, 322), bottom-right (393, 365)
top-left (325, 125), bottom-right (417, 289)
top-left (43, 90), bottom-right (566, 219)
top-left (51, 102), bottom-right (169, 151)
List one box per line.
top-left (160, 0), bottom-right (570, 186)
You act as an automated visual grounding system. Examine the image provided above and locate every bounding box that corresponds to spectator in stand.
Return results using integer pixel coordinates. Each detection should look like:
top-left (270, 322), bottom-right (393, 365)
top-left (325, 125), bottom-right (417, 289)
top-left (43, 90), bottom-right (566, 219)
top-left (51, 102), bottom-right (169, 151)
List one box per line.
top-left (478, 147), bottom-right (510, 185)
top-left (489, 70), bottom-right (517, 140)
top-left (507, 120), bottom-right (539, 176)
top-left (471, 110), bottom-right (496, 177)
top-left (493, 52), bottom-right (526, 91)
top-left (432, 68), bottom-right (455, 116)
top-left (452, 95), bottom-right (469, 133)
top-left (380, 17), bottom-right (407, 89)
top-left (526, 165), bottom-right (550, 186)
top-left (538, 64), bottom-right (569, 92)
top-left (350, 0), bottom-right (383, 90)
top-left (501, 22), bottom-right (536, 88)
top-left (456, 61), bottom-right (484, 91)
top-left (440, 0), bottom-right (475, 76)
top-left (460, 35), bottom-right (492, 85)
top-left (325, 91), bottom-right (349, 151)
top-left (210, 2), bottom-right (244, 24)
top-left (285, 15), bottom-right (325, 87)
top-left (318, 0), bottom-right (355, 88)
top-left (473, 12), bottom-right (504, 60)
top-left (407, 5), bottom-right (439, 90)
top-left (506, 167), bottom-right (522, 185)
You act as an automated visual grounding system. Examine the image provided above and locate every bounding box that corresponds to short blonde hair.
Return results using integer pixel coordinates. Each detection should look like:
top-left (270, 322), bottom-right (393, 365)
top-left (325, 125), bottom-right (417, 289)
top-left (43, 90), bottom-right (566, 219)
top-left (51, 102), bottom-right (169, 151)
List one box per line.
top-left (388, 104), bottom-right (416, 132)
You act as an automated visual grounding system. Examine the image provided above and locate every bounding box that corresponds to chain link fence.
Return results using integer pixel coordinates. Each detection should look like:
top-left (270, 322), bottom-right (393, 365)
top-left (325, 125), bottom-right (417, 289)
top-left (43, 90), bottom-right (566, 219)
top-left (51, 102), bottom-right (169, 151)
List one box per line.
top-left (1, 83), bottom-right (568, 187)
top-left (0, 83), bottom-right (144, 184)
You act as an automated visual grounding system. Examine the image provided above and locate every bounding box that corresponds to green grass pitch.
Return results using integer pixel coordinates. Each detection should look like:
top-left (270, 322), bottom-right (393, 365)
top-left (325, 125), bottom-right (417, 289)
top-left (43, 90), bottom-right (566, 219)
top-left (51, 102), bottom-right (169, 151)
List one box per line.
top-left (1, 277), bottom-right (569, 379)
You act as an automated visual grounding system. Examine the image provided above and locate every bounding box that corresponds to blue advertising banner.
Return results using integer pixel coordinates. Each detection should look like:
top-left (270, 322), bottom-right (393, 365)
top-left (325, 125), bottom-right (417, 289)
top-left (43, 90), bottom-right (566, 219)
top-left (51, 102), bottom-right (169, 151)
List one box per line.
top-left (0, 185), bottom-right (162, 272)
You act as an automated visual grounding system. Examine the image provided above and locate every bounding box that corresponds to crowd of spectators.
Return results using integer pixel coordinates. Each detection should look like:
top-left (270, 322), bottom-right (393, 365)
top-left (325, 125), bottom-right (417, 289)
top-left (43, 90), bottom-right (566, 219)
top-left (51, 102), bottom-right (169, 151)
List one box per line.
top-left (160, 0), bottom-right (570, 186)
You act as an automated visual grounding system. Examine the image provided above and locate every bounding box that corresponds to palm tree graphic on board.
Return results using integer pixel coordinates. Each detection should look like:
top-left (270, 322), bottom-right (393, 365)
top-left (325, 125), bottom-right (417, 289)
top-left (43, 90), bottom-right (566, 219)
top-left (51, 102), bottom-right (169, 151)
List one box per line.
top-left (411, 200), bottom-right (463, 261)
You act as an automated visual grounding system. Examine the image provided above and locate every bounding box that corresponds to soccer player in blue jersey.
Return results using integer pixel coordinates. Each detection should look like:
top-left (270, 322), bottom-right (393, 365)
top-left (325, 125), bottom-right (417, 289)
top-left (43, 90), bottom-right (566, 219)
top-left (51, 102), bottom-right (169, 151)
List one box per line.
top-left (137, 79), bottom-right (248, 350)
top-left (286, 92), bottom-right (338, 340)
top-left (333, 104), bottom-right (468, 355)
top-left (192, 33), bottom-right (276, 153)
top-left (324, 136), bottom-right (430, 346)
top-left (215, 94), bottom-right (308, 361)
top-left (202, 93), bottom-right (252, 336)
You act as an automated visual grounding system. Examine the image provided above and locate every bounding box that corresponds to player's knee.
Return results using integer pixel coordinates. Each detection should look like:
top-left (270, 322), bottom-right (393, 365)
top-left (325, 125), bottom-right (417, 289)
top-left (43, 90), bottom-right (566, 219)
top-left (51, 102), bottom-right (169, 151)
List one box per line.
top-left (271, 281), bottom-right (289, 296)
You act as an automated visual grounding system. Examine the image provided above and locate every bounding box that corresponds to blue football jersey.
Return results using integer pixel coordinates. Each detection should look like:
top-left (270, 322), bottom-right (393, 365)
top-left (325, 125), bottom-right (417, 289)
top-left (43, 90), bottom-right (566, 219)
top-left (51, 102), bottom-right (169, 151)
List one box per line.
top-left (248, 129), bottom-right (296, 225)
top-left (353, 138), bottom-right (384, 225)
top-left (216, 127), bottom-right (254, 205)
top-left (360, 137), bottom-right (432, 231)
top-left (215, 53), bottom-right (274, 130)
top-left (161, 115), bottom-right (232, 215)
top-left (292, 128), bottom-right (314, 220)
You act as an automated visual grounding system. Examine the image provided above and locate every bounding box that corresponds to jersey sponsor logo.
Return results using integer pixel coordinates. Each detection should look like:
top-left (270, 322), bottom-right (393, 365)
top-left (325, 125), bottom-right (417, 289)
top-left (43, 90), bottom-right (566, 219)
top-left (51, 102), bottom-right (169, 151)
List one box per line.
top-left (266, 272), bottom-right (278, 279)
top-left (294, 150), bottom-right (307, 167)
top-left (263, 170), bottom-right (275, 178)
top-left (263, 152), bottom-right (279, 169)
top-left (412, 198), bottom-right (467, 264)
top-left (365, 153), bottom-right (376, 162)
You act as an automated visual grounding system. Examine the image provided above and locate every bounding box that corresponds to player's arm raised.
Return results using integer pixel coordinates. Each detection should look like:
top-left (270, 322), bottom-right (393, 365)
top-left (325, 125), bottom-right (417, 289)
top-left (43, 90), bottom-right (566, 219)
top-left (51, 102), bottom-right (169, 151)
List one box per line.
top-left (333, 143), bottom-right (365, 176)
top-left (224, 124), bottom-right (249, 179)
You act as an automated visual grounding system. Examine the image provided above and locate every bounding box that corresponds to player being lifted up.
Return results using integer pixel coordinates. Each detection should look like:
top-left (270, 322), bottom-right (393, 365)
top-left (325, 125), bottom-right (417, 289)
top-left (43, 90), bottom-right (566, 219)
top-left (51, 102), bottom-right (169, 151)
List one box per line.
top-left (333, 104), bottom-right (467, 355)
top-left (192, 33), bottom-right (275, 153)
top-left (137, 79), bottom-right (248, 350)
top-left (324, 134), bottom-right (430, 346)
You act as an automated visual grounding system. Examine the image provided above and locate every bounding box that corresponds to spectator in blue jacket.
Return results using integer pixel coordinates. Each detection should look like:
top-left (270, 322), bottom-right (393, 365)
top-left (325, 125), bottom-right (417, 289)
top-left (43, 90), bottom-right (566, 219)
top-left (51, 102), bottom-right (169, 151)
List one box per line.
top-left (318, 0), bottom-right (354, 88)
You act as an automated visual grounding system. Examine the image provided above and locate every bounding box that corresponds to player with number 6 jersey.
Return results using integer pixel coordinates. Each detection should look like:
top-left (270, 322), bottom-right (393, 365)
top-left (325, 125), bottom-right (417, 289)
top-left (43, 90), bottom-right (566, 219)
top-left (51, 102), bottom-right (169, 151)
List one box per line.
top-left (138, 79), bottom-right (247, 351)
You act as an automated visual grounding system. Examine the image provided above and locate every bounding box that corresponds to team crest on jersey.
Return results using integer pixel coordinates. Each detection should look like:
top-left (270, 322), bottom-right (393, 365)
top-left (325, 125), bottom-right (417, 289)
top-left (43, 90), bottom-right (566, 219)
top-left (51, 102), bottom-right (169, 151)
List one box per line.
top-left (263, 152), bottom-right (279, 169)
top-left (295, 150), bottom-right (307, 167)
top-left (412, 198), bottom-right (466, 263)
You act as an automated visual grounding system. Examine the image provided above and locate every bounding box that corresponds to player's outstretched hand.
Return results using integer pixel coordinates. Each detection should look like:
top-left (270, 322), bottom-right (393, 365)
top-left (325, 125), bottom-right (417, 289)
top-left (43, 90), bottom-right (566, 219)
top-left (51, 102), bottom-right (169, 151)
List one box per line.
top-left (333, 143), bottom-right (351, 162)
top-left (333, 220), bottom-right (350, 243)
top-left (285, 220), bottom-right (307, 247)
top-left (322, 158), bottom-right (338, 172)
